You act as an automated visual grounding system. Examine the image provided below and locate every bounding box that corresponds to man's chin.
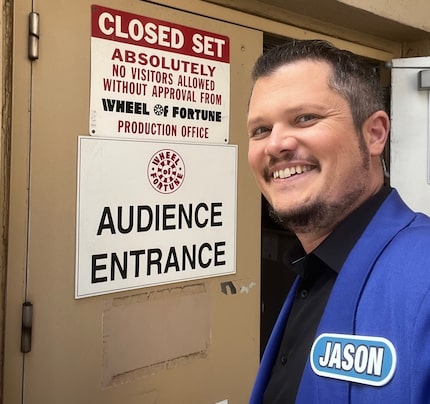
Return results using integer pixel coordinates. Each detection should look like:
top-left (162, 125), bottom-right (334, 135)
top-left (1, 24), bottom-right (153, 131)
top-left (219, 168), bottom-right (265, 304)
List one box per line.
top-left (269, 202), bottom-right (327, 233)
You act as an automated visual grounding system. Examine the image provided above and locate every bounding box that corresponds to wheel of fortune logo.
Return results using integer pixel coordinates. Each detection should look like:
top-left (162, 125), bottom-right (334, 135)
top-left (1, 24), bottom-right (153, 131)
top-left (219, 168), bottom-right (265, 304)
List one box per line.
top-left (147, 149), bottom-right (185, 194)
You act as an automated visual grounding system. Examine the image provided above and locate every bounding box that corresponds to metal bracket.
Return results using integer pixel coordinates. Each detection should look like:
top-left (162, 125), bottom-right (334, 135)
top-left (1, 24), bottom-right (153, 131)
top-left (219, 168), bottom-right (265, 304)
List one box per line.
top-left (21, 302), bottom-right (33, 353)
top-left (418, 70), bottom-right (430, 90)
top-left (28, 12), bottom-right (40, 61)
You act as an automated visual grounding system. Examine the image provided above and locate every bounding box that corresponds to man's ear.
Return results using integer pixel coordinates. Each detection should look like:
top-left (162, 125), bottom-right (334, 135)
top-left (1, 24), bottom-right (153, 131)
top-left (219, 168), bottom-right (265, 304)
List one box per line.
top-left (362, 110), bottom-right (390, 156)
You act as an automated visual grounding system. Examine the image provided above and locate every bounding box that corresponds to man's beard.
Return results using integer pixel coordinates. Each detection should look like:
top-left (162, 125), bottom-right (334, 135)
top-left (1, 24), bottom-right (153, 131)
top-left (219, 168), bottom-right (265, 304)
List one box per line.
top-left (268, 185), bottom-right (365, 234)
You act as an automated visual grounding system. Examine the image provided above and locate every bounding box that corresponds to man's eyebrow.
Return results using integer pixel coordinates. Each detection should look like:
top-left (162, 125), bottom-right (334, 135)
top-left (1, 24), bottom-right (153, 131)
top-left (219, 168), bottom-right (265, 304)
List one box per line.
top-left (246, 116), bottom-right (268, 129)
top-left (284, 103), bottom-right (327, 113)
top-left (247, 103), bottom-right (327, 123)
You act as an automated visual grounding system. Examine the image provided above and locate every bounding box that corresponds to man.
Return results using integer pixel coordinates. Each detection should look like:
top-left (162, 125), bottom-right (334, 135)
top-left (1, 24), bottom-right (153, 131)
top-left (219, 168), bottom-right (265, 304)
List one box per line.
top-left (247, 39), bottom-right (430, 403)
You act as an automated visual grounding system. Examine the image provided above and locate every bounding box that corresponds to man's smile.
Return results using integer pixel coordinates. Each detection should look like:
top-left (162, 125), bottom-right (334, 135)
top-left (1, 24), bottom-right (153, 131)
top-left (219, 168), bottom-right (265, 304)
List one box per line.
top-left (272, 165), bottom-right (315, 179)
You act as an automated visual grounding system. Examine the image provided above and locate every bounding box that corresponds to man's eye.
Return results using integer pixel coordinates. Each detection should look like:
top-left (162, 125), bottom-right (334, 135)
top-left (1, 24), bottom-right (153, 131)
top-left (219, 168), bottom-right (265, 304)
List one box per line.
top-left (250, 126), bottom-right (271, 138)
top-left (296, 114), bottom-right (320, 124)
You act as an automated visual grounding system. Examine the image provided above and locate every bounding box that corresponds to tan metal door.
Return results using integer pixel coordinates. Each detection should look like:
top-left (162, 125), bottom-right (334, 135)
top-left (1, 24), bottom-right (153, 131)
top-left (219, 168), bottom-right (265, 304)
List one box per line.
top-left (4, 1), bottom-right (262, 403)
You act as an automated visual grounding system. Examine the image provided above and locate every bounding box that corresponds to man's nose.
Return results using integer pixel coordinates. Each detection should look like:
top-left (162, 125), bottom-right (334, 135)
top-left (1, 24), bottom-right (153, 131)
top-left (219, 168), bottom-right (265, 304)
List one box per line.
top-left (265, 124), bottom-right (299, 156)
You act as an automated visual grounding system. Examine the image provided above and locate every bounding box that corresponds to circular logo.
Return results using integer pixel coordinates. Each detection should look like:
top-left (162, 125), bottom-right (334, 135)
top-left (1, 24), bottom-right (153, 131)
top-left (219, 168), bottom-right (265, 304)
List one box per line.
top-left (147, 149), bottom-right (185, 194)
top-left (153, 104), bottom-right (164, 116)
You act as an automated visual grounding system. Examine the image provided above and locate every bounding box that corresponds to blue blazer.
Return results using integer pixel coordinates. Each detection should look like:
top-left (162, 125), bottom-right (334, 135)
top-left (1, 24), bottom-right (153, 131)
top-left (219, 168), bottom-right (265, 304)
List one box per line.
top-left (250, 190), bottom-right (430, 403)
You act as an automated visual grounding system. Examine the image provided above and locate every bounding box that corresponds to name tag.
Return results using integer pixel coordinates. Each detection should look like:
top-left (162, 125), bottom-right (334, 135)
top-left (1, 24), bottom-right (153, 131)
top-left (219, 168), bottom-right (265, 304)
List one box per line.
top-left (310, 333), bottom-right (396, 386)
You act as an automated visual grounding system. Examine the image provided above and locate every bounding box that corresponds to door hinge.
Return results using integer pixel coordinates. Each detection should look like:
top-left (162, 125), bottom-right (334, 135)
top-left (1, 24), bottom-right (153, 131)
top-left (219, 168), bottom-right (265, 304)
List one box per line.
top-left (21, 302), bottom-right (33, 353)
top-left (28, 12), bottom-right (40, 61)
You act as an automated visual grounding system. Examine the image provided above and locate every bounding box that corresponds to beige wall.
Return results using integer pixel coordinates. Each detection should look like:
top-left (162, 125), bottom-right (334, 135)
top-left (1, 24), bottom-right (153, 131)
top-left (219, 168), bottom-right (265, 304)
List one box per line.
top-left (174, 0), bottom-right (402, 59)
top-left (202, 0), bottom-right (430, 57)
top-left (339, 0), bottom-right (430, 33)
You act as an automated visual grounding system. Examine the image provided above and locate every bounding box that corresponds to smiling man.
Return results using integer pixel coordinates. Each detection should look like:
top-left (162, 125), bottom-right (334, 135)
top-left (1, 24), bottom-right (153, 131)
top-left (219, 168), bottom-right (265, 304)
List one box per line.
top-left (247, 39), bottom-right (430, 404)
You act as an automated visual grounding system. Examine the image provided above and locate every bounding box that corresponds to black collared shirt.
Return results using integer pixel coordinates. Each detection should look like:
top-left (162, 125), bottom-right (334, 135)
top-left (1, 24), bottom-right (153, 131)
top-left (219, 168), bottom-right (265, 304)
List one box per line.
top-left (263, 187), bottom-right (392, 404)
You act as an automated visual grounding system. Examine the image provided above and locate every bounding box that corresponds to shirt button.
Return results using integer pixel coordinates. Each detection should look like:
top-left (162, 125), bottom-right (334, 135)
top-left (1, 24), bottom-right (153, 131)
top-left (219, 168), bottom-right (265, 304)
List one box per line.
top-left (300, 289), bottom-right (308, 299)
top-left (280, 355), bottom-right (287, 365)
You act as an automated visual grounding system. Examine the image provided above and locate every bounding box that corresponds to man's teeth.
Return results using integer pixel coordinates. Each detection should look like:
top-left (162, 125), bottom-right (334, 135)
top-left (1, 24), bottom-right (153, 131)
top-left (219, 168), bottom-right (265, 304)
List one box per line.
top-left (273, 165), bottom-right (311, 179)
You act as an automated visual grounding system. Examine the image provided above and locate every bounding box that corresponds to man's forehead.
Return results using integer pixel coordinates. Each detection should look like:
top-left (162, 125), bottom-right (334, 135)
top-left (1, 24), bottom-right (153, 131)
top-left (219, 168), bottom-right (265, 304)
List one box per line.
top-left (250, 61), bottom-right (334, 102)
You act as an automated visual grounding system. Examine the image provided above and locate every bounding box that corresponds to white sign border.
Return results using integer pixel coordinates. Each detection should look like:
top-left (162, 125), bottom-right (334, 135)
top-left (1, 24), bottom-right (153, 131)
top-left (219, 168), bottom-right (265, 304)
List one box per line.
top-left (75, 135), bottom-right (237, 299)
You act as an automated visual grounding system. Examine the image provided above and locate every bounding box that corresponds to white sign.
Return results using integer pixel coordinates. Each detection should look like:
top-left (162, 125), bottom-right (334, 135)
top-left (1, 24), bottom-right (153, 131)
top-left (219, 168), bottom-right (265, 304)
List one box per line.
top-left (76, 136), bottom-right (237, 298)
top-left (89, 5), bottom-right (230, 143)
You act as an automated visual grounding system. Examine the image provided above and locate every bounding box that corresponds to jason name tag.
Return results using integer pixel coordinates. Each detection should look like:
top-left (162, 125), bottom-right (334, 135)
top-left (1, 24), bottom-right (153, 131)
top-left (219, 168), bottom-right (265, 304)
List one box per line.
top-left (310, 333), bottom-right (396, 386)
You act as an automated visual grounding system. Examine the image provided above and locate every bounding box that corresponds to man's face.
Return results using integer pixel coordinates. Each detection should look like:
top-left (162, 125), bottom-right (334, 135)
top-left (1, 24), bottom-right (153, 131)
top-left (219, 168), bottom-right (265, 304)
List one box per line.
top-left (247, 60), bottom-right (375, 235)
